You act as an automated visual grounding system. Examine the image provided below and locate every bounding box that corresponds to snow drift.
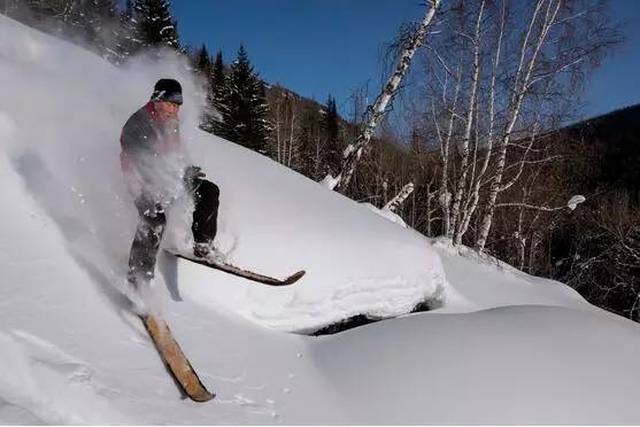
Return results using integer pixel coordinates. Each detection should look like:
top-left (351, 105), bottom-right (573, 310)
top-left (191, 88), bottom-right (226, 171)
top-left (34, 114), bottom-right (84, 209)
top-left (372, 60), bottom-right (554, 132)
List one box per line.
top-left (1, 15), bottom-right (639, 424)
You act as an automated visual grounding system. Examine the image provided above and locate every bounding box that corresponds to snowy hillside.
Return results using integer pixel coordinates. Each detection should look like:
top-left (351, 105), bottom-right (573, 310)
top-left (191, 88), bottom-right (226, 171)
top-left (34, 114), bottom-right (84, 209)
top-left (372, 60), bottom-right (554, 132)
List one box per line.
top-left (1, 15), bottom-right (640, 424)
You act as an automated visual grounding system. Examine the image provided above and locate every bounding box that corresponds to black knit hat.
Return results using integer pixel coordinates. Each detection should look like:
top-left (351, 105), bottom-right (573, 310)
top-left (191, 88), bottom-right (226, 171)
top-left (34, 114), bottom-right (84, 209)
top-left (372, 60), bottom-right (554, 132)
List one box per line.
top-left (151, 78), bottom-right (183, 105)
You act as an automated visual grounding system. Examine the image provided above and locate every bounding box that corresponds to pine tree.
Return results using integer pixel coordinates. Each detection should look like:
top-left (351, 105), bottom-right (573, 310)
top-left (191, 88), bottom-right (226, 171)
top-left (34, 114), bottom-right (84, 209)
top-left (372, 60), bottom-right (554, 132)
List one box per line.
top-left (194, 44), bottom-right (212, 75)
top-left (63, 0), bottom-right (115, 43)
top-left (192, 44), bottom-right (218, 133)
top-left (212, 50), bottom-right (225, 96)
top-left (83, 0), bottom-right (123, 63)
top-left (133, 0), bottom-right (180, 51)
top-left (298, 102), bottom-right (323, 179)
top-left (125, 0), bottom-right (134, 17)
top-left (207, 50), bottom-right (230, 134)
top-left (321, 95), bottom-right (342, 176)
top-left (115, 0), bottom-right (143, 61)
top-left (219, 45), bottom-right (271, 153)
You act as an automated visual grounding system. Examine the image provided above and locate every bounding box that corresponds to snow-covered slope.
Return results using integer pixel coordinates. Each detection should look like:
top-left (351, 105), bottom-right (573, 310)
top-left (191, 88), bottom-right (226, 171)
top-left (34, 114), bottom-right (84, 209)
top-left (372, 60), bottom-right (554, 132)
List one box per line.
top-left (1, 15), bottom-right (639, 424)
top-left (0, 13), bottom-right (451, 333)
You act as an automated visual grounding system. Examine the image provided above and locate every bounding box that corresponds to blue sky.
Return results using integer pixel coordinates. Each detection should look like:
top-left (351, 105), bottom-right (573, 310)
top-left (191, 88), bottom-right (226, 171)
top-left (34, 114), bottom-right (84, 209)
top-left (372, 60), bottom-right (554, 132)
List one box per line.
top-left (584, 0), bottom-right (640, 118)
top-left (172, 0), bottom-right (640, 121)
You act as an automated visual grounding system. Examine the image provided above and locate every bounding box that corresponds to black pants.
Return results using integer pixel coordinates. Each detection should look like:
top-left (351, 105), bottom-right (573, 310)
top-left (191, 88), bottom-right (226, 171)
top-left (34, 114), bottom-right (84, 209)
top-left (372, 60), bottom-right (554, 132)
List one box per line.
top-left (127, 179), bottom-right (220, 285)
top-left (191, 179), bottom-right (220, 244)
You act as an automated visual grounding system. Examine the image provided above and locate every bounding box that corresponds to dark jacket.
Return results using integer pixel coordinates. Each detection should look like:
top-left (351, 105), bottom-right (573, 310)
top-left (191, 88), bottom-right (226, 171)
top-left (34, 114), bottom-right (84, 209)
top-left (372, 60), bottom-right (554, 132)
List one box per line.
top-left (120, 102), bottom-right (188, 203)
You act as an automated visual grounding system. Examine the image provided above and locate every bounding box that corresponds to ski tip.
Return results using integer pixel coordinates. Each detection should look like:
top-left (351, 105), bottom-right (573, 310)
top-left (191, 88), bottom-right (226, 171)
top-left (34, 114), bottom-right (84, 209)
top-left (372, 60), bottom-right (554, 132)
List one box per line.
top-left (283, 270), bottom-right (306, 285)
top-left (192, 391), bottom-right (216, 403)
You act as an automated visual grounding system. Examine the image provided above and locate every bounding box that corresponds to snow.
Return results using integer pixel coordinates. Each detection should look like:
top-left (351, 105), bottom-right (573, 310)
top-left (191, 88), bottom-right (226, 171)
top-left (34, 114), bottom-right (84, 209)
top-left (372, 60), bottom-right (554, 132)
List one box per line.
top-left (319, 172), bottom-right (339, 189)
top-left (1, 15), bottom-right (640, 424)
top-left (159, 25), bottom-right (174, 35)
top-left (362, 202), bottom-right (409, 227)
top-left (567, 194), bottom-right (586, 210)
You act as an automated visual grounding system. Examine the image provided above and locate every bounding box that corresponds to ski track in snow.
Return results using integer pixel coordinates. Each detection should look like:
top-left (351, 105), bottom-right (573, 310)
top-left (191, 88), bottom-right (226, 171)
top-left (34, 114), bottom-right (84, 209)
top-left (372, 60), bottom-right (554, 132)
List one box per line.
top-left (0, 331), bottom-right (128, 424)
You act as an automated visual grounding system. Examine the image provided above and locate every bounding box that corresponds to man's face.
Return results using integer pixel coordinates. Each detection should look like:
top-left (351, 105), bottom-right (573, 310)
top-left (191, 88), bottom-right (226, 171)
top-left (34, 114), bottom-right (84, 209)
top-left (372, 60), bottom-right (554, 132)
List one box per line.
top-left (155, 101), bottom-right (180, 120)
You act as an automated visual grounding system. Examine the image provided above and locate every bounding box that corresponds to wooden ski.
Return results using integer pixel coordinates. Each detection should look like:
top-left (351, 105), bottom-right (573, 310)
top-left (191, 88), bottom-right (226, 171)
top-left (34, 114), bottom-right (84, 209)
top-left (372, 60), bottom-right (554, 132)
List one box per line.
top-left (165, 250), bottom-right (305, 286)
top-left (141, 314), bottom-right (214, 402)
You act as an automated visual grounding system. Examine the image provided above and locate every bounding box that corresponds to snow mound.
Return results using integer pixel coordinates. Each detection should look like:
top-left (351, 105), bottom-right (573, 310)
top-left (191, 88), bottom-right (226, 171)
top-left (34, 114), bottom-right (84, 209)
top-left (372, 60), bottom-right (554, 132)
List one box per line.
top-left (437, 237), bottom-right (592, 310)
top-left (314, 305), bottom-right (640, 424)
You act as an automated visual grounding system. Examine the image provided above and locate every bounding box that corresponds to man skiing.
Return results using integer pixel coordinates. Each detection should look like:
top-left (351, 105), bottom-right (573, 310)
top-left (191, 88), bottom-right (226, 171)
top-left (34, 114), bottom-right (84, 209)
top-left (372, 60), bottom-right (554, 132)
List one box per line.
top-left (120, 78), bottom-right (220, 288)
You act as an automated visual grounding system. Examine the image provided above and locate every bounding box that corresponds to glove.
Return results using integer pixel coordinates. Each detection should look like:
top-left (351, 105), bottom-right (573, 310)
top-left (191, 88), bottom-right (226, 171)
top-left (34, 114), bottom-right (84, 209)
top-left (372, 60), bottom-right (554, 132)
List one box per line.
top-left (184, 165), bottom-right (206, 191)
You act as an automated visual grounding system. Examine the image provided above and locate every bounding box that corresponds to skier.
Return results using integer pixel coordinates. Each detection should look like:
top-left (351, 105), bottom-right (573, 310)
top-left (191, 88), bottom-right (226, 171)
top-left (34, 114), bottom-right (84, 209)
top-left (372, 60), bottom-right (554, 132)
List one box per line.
top-left (120, 78), bottom-right (220, 288)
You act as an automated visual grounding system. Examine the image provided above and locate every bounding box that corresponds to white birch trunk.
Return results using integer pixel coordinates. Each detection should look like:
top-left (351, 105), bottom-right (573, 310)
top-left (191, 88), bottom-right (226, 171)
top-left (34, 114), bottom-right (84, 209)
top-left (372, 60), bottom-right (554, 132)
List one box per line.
top-left (383, 182), bottom-right (415, 213)
top-left (437, 69), bottom-right (462, 238)
top-left (476, 0), bottom-right (562, 250)
top-left (275, 102), bottom-right (283, 164)
top-left (287, 107), bottom-right (296, 167)
top-left (326, 0), bottom-right (442, 192)
top-left (455, 0), bottom-right (506, 244)
top-left (426, 173), bottom-right (438, 236)
top-left (451, 0), bottom-right (485, 244)
top-left (427, 190), bottom-right (433, 236)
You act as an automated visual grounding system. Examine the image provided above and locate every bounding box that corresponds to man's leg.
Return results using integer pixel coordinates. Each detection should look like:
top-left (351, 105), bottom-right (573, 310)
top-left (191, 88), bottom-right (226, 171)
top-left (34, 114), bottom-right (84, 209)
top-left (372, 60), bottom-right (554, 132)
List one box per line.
top-left (191, 179), bottom-right (220, 255)
top-left (127, 197), bottom-right (167, 287)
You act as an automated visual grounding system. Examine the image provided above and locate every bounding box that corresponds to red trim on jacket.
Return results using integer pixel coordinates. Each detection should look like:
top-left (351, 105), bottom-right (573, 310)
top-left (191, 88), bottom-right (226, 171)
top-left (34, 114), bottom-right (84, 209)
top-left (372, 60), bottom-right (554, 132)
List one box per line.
top-left (119, 135), bottom-right (131, 172)
top-left (144, 101), bottom-right (160, 123)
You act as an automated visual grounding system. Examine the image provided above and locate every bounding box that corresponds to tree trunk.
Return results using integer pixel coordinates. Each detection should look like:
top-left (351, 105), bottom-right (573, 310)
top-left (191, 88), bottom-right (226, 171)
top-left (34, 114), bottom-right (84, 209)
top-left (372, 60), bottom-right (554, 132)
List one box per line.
top-left (454, 0), bottom-right (505, 244)
top-left (327, 0), bottom-right (441, 192)
top-left (384, 182), bottom-right (415, 213)
top-left (451, 0), bottom-right (485, 245)
top-left (476, 0), bottom-right (561, 250)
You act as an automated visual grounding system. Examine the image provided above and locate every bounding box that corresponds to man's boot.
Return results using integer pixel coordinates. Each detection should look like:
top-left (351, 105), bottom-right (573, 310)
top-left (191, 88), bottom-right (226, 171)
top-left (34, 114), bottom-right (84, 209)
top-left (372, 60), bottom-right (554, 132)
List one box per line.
top-left (193, 241), bottom-right (225, 263)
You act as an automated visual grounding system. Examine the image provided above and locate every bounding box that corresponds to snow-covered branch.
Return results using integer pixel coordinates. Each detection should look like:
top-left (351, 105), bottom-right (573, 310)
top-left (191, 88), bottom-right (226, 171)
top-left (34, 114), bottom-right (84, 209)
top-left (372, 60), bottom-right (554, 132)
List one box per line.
top-left (496, 195), bottom-right (585, 212)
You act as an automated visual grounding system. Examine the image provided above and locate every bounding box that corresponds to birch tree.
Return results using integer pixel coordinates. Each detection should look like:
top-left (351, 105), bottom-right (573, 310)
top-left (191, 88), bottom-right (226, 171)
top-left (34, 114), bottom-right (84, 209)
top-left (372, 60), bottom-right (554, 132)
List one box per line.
top-left (475, 0), bottom-right (619, 250)
top-left (324, 0), bottom-right (442, 193)
top-left (268, 86), bottom-right (301, 168)
top-left (421, 0), bottom-right (490, 242)
top-left (414, 0), bottom-right (618, 250)
top-left (449, 0), bottom-right (485, 242)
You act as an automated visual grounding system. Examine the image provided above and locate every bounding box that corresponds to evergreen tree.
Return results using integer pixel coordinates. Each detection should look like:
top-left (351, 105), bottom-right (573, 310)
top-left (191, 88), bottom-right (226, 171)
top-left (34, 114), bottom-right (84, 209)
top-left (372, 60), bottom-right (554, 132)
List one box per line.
top-left (194, 44), bottom-right (212, 75)
top-left (133, 0), bottom-right (179, 51)
top-left (298, 103), bottom-right (323, 179)
top-left (83, 0), bottom-right (123, 63)
top-left (115, 0), bottom-right (144, 61)
top-left (321, 95), bottom-right (342, 176)
top-left (62, 0), bottom-right (116, 44)
top-left (125, 0), bottom-right (134, 16)
top-left (211, 50), bottom-right (225, 96)
top-left (218, 45), bottom-right (271, 153)
top-left (192, 44), bottom-right (219, 133)
top-left (207, 50), bottom-right (230, 133)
